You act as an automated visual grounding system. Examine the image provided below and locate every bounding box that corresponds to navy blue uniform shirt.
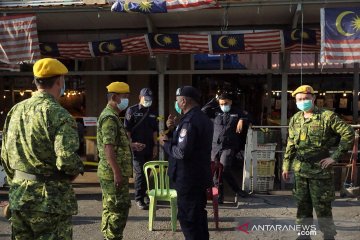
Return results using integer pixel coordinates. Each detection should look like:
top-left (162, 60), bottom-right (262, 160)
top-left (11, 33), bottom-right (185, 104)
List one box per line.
top-left (204, 106), bottom-right (247, 157)
top-left (163, 106), bottom-right (213, 194)
top-left (124, 104), bottom-right (158, 156)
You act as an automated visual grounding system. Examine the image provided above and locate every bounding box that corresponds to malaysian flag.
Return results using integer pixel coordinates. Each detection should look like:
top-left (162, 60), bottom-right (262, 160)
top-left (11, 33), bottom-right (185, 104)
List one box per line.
top-left (111, 0), bottom-right (217, 13)
top-left (40, 42), bottom-right (92, 59)
top-left (0, 14), bottom-right (40, 64)
top-left (146, 34), bottom-right (209, 54)
top-left (121, 35), bottom-right (149, 54)
top-left (321, 8), bottom-right (360, 63)
top-left (210, 34), bottom-right (245, 54)
top-left (244, 31), bottom-right (282, 52)
top-left (90, 39), bottom-right (123, 57)
top-left (284, 28), bottom-right (320, 52)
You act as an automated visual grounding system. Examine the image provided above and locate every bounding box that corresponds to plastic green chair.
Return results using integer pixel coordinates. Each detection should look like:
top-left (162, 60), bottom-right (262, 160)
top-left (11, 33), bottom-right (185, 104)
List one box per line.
top-left (143, 161), bottom-right (177, 232)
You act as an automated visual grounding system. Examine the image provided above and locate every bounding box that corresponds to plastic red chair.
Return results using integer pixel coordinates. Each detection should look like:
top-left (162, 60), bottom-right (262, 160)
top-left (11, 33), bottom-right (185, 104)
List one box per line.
top-left (207, 161), bottom-right (223, 229)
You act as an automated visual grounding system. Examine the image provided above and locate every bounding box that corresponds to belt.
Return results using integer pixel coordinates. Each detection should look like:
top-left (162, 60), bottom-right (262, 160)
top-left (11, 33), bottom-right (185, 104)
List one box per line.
top-left (14, 170), bottom-right (70, 182)
top-left (296, 151), bottom-right (329, 163)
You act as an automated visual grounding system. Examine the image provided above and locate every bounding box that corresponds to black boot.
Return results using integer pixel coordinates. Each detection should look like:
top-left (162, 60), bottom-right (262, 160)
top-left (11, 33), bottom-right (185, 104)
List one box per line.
top-left (323, 234), bottom-right (335, 240)
top-left (218, 184), bottom-right (224, 204)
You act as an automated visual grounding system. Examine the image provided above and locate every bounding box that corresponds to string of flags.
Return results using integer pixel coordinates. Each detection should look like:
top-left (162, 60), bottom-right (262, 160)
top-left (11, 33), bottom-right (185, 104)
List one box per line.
top-left (2, 7), bottom-right (360, 71)
top-left (38, 30), bottom-right (320, 59)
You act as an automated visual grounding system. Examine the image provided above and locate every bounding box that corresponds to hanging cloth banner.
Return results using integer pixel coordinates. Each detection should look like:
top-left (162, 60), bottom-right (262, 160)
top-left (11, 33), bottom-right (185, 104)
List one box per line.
top-left (111, 0), bottom-right (217, 13)
top-left (321, 7), bottom-right (360, 64)
top-left (0, 14), bottom-right (40, 64)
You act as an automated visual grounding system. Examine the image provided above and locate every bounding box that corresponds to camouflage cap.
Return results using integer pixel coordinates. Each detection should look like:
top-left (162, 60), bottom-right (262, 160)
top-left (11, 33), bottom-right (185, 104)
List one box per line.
top-left (33, 58), bottom-right (68, 78)
top-left (291, 85), bottom-right (315, 97)
top-left (106, 82), bottom-right (130, 94)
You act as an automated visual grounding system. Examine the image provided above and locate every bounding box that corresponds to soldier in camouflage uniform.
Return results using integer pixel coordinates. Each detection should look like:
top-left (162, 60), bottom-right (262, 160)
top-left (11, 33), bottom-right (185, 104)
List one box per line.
top-left (0, 58), bottom-right (84, 239)
top-left (282, 85), bottom-right (354, 240)
top-left (97, 82), bottom-right (142, 240)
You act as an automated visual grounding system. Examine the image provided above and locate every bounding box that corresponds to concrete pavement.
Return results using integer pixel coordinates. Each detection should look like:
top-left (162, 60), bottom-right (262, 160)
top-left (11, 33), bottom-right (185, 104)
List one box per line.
top-left (1, 171), bottom-right (360, 240)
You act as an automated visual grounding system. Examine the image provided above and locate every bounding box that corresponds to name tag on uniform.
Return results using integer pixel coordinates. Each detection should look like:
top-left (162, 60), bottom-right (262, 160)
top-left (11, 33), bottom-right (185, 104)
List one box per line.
top-left (149, 114), bottom-right (156, 118)
top-left (134, 113), bottom-right (143, 117)
top-left (230, 114), bottom-right (238, 118)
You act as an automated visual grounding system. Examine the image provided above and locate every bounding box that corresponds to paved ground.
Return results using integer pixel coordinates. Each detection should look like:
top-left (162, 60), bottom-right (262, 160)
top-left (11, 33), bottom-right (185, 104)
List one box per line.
top-left (1, 172), bottom-right (360, 240)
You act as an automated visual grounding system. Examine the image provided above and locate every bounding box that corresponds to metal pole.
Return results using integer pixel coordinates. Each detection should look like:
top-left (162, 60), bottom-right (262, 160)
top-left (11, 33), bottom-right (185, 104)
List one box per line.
top-left (280, 53), bottom-right (289, 143)
top-left (156, 55), bottom-right (167, 160)
top-left (158, 73), bottom-right (165, 160)
top-left (353, 63), bottom-right (359, 124)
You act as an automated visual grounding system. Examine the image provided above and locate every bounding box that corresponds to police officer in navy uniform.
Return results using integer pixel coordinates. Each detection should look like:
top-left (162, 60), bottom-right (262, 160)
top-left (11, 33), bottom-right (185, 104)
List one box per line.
top-left (159, 86), bottom-right (213, 240)
top-left (125, 88), bottom-right (159, 210)
top-left (202, 93), bottom-right (249, 204)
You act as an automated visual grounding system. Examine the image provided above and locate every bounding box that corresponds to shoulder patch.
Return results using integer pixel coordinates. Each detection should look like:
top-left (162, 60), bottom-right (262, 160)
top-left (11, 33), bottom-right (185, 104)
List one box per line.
top-left (179, 128), bottom-right (187, 138)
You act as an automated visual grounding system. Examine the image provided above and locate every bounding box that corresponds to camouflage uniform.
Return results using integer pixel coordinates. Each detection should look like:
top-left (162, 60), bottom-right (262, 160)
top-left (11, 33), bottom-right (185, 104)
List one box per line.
top-left (97, 105), bottom-right (133, 240)
top-left (283, 106), bottom-right (354, 237)
top-left (0, 91), bottom-right (84, 239)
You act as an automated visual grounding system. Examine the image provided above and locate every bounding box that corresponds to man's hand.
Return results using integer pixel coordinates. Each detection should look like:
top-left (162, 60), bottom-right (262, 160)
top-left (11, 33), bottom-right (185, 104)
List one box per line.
top-left (236, 119), bottom-right (244, 133)
top-left (319, 157), bottom-right (336, 169)
top-left (152, 145), bottom-right (158, 159)
top-left (159, 134), bottom-right (169, 146)
top-left (166, 114), bottom-right (177, 129)
top-left (114, 172), bottom-right (122, 189)
top-left (282, 171), bottom-right (290, 182)
top-left (131, 142), bottom-right (146, 152)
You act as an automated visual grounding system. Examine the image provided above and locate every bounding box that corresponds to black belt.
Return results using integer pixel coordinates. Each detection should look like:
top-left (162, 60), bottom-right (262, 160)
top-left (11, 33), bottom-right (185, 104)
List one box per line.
top-left (296, 151), bottom-right (329, 163)
top-left (14, 170), bottom-right (70, 182)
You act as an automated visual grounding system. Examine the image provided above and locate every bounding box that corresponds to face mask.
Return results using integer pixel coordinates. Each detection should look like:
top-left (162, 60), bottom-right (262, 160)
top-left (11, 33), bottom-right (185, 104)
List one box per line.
top-left (175, 101), bottom-right (182, 115)
top-left (60, 81), bottom-right (66, 96)
top-left (296, 99), bottom-right (313, 111)
top-left (117, 98), bottom-right (129, 111)
top-left (142, 100), bottom-right (152, 108)
top-left (220, 105), bottom-right (231, 113)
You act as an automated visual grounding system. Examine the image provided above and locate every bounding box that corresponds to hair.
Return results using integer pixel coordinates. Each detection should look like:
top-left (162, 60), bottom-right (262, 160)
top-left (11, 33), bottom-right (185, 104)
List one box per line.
top-left (107, 93), bottom-right (117, 101)
top-left (34, 75), bottom-right (59, 89)
top-left (218, 93), bottom-right (233, 100)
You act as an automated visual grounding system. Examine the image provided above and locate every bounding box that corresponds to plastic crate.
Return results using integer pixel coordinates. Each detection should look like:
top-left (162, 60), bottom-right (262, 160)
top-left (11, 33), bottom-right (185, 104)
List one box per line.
top-left (253, 143), bottom-right (276, 160)
top-left (257, 160), bottom-right (275, 176)
top-left (256, 176), bottom-right (274, 192)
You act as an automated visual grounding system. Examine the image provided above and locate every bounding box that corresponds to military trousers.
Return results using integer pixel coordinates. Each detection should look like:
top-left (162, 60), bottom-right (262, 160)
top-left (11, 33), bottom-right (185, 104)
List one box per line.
top-left (11, 210), bottom-right (72, 240)
top-left (177, 188), bottom-right (209, 240)
top-left (133, 154), bottom-right (152, 202)
top-left (293, 175), bottom-right (336, 237)
top-left (99, 178), bottom-right (131, 240)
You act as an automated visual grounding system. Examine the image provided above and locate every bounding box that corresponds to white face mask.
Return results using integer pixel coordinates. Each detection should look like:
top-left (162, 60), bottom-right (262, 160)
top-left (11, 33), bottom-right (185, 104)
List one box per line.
top-left (117, 98), bottom-right (129, 111)
top-left (142, 100), bottom-right (152, 108)
top-left (220, 105), bottom-right (231, 113)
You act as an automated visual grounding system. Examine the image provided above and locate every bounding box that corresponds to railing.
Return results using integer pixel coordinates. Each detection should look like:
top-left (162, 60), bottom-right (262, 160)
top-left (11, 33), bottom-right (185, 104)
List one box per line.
top-left (243, 125), bottom-right (360, 193)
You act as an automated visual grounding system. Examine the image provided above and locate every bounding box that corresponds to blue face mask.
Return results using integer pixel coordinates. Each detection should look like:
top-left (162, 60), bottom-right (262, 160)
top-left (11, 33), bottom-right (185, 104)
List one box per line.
top-left (60, 81), bottom-right (65, 96)
top-left (220, 105), bottom-right (231, 113)
top-left (117, 98), bottom-right (129, 111)
top-left (142, 100), bottom-right (152, 108)
top-left (175, 101), bottom-right (182, 114)
top-left (296, 99), bottom-right (313, 111)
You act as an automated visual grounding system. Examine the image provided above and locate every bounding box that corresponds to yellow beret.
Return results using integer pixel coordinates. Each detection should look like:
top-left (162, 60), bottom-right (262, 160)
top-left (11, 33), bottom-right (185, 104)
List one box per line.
top-left (291, 85), bottom-right (314, 97)
top-left (33, 58), bottom-right (68, 78)
top-left (106, 82), bottom-right (130, 94)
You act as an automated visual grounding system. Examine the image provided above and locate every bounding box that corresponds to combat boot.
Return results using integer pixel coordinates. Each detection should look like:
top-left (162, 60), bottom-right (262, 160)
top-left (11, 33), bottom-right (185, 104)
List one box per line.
top-left (296, 235), bottom-right (312, 240)
top-left (323, 234), bottom-right (335, 240)
top-left (218, 184), bottom-right (224, 204)
top-left (235, 190), bottom-right (249, 203)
